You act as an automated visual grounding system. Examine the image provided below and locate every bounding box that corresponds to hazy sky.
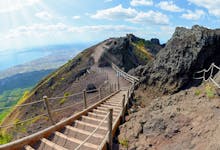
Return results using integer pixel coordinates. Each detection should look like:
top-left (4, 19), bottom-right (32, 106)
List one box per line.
top-left (0, 0), bottom-right (220, 51)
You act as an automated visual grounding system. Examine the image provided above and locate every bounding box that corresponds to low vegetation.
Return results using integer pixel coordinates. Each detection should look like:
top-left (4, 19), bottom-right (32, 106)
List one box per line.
top-left (132, 41), bottom-right (154, 64)
top-left (0, 88), bottom-right (32, 123)
top-left (119, 138), bottom-right (129, 149)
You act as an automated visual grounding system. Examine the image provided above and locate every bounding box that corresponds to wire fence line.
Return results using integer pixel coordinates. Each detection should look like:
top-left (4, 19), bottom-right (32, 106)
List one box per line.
top-left (193, 63), bottom-right (220, 88)
top-left (0, 69), bottom-right (117, 132)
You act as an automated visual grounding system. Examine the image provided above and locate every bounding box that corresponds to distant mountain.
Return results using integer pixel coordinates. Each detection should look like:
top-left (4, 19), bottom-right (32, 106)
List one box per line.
top-left (0, 49), bottom-right (77, 80)
top-left (0, 69), bottom-right (55, 94)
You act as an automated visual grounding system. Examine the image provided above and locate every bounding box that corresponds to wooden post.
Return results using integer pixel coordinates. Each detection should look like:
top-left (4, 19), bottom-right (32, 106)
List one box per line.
top-left (121, 94), bottom-right (125, 122)
top-left (109, 84), bottom-right (111, 94)
top-left (107, 108), bottom-right (113, 150)
top-left (43, 96), bottom-right (54, 125)
top-left (106, 72), bottom-right (109, 81)
top-left (115, 83), bottom-right (117, 92)
top-left (210, 64), bottom-right (214, 78)
top-left (117, 72), bottom-right (120, 90)
top-left (83, 90), bottom-right (87, 109)
top-left (99, 87), bottom-right (102, 100)
top-left (127, 90), bottom-right (130, 99)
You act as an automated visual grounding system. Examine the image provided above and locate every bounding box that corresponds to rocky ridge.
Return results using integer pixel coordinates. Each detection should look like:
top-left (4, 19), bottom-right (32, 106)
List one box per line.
top-left (132, 25), bottom-right (220, 93)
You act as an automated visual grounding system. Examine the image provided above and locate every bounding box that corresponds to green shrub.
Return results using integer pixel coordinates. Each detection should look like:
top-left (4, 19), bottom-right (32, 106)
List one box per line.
top-left (205, 84), bottom-right (215, 99)
top-left (194, 90), bottom-right (201, 96)
top-left (59, 92), bottom-right (70, 105)
top-left (0, 132), bottom-right (12, 144)
top-left (119, 138), bottom-right (129, 148)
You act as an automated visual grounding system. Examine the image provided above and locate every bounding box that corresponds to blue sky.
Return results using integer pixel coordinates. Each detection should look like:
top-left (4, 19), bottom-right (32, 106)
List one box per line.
top-left (0, 0), bottom-right (220, 51)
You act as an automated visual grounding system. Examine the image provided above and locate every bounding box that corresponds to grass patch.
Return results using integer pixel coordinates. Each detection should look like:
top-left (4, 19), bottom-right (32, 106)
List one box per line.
top-left (0, 131), bottom-right (12, 144)
top-left (205, 84), bottom-right (215, 99)
top-left (59, 92), bottom-right (70, 105)
top-left (132, 42), bottom-right (153, 64)
top-left (119, 138), bottom-right (129, 149)
top-left (194, 90), bottom-right (201, 96)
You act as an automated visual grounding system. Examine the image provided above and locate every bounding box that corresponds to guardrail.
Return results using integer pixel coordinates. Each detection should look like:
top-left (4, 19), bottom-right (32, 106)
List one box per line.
top-left (193, 63), bottom-right (220, 88)
top-left (76, 64), bottom-right (138, 150)
top-left (111, 63), bottom-right (139, 84)
top-left (0, 64), bottom-right (139, 149)
top-left (0, 81), bottom-right (117, 130)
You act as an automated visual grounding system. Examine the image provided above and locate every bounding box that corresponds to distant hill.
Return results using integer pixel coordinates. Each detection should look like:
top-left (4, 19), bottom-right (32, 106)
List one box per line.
top-left (0, 49), bottom-right (77, 80)
top-left (0, 69), bottom-right (55, 94)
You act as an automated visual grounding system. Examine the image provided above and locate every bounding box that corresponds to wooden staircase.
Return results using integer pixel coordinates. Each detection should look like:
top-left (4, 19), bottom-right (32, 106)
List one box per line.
top-left (1, 90), bottom-right (128, 150)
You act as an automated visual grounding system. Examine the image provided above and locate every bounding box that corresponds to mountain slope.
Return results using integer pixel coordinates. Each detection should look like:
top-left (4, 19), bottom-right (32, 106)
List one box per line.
top-left (1, 34), bottom-right (162, 142)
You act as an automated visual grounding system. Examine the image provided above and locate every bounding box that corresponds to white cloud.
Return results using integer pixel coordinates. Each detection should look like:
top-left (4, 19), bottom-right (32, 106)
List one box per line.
top-left (188, 0), bottom-right (220, 17)
top-left (181, 9), bottom-right (205, 20)
top-left (0, 0), bottom-right (40, 13)
top-left (91, 4), bottom-right (169, 25)
top-left (130, 0), bottom-right (153, 6)
top-left (91, 4), bottom-right (137, 20)
top-left (35, 11), bottom-right (53, 20)
top-left (128, 11), bottom-right (170, 25)
top-left (4, 23), bottom-right (137, 39)
top-left (72, 16), bottom-right (81, 19)
top-left (157, 1), bottom-right (184, 12)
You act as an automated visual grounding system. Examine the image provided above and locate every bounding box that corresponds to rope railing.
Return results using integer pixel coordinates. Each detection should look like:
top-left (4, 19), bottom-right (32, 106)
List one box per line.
top-left (0, 75), bottom-right (114, 130)
top-left (193, 63), bottom-right (220, 88)
top-left (111, 63), bottom-right (139, 84)
top-left (0, 113), bottom-right (48, 128)
top-left (75, 111), bottom-right (110, 150)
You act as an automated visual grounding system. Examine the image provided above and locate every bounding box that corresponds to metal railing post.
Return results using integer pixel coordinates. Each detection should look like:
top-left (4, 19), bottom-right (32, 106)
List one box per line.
top-left (83, 90), bottom-right (87, 109)
top-left (43, 96), bottom-right (54, 125)
top-left (107, 108), bottom-right (113, 150)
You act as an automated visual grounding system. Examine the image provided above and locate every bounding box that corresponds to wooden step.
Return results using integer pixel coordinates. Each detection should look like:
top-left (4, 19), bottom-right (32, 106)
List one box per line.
top-left (103, 102), bottom-right (121, 107)
top-left (93, 109), bottom-right (118, 116)
top-left (105, 101), bottom-right (122, 105)
top-left (100, 104), bottom-right (121, 110)
top-left (97, 106), bottom-right (121, 112)
top-left (107, 98), bottom-right (122, 103)
top-left (87, 112), bottom-right (117, 120)
top-left (81, 116), bottom-right (108, 126)
top-left (55, 131), bottom-right (98, 149)
top-left (104, 102), bottom-right (121, 106)
top-left (82, 116), bottom-right (108, 123)
top-left (24, 145), bottom-right (34, 150)
top-left (66, 125), bottom-right (104, 139)
top-left (40, 138), bottom-right (68, 150)
top-left (101, 104), bottom-right (121, 109)
top-left (74, 120), bottom-right (108, 130)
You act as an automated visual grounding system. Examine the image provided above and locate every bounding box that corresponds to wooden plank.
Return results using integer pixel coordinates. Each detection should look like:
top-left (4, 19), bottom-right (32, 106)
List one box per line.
top-left (41, 138), bottom-right (68, 150)
top-left (88, 112), bottom-right (117, 120)
top-left (82, 116), bottom-right (108, 123)
top-left (24, 145), bottom-right (35, 150)
top-left (0, 91), bottom-right (121, 150)
top-left (104, 102), bottom-right (121, 106)
top-left (100, 104), bottom-right (121, 110)
top-left (75, 120), bottom-right (108, 130)
top-left (103, 102), bottom-right (121, 107)
top-left (66, 125), bottom-right (104, 139)
top-left (93, 109), bottom-right (118, 116)
top-left (55, 132), bottom-right (98, 149)
top-left (97, 107), bottom-right (121, 112)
